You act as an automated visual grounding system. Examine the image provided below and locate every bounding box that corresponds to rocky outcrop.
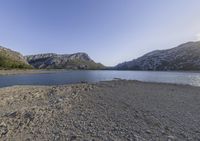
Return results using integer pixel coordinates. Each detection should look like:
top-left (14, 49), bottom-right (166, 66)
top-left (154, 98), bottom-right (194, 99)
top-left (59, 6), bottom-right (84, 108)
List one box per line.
top-left (26, 53), bottom-right (104, 69)
top-left (0, 46), bottom-right (31, 69)
top-left (115, 41), bottom-right (200, 70)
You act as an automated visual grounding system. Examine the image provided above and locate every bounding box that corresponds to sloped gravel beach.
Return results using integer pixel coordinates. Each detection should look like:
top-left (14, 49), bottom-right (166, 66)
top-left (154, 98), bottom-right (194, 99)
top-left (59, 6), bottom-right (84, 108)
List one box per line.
top-left (0, 80), bottom-right (200, 141)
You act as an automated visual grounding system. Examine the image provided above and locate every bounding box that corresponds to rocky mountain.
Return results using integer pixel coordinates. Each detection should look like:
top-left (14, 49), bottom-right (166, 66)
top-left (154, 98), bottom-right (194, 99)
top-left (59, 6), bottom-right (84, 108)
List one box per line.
top-left (26, 53), bottom-right (104, 69)
top-left (115, 41), bottom-right (200, 71)
top-left (0, 46), bottom-right (31, 69)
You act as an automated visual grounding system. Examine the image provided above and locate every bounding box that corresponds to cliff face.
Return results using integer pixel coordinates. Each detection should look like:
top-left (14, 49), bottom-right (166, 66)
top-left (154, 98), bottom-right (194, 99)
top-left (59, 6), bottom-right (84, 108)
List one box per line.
top-left (0, 46), bottom-right (31, 69)
top-left (115, 41), bottom-right (200, 71)
top-left (26, 53), bottom-right (104, 69)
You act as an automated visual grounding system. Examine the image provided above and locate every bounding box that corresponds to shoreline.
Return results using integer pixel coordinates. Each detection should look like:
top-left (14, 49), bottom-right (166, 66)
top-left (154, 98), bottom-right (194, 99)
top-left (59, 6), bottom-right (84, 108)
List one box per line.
top-left (0, 69), bottom-right (49, 75)
top-left (0, 80), bottom-right (200, 140)
top-left (0, 69), bottom-right (67, 76)
top-left (1, 69), bottom-right (200, 76)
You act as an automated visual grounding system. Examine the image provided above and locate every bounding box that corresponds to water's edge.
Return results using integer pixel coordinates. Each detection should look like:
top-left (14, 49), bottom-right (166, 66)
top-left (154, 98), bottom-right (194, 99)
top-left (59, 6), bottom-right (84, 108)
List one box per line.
top-left (0, 70), bottom-right (200, 88)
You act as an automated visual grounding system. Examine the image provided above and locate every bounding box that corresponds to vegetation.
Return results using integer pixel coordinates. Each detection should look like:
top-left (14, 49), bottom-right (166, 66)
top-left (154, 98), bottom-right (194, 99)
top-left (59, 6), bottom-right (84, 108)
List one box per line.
top-left (67, 59), bottom-right (105, 70)
top-left (50, 59), bottom-right (105, 70)
top-left (0, 50), bottom-right (32, 69)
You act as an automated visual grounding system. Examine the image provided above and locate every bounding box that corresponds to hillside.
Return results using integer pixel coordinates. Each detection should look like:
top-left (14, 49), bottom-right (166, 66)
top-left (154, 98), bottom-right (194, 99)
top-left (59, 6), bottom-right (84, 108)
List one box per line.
top-left (26, 53), bottom-right (104, 70)
top-left (115, 41), bottom-right (200, 71)
top-left (0, 46), bottom-right (31, 69)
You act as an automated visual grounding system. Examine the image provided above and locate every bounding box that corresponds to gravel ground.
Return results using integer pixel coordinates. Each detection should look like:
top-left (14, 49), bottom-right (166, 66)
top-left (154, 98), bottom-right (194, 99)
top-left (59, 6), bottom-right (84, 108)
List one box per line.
top-left (0, 80), bottom-right (200, 141)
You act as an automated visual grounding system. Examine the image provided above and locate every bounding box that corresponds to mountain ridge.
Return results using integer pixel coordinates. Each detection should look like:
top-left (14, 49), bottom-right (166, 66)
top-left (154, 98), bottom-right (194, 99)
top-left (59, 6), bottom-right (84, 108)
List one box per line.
top-left (25, 52), bottom-right (104, 70)
top-left (115, 41), bottom-right (200, 70)
top-left (1, 41), bottom-right (200, 70)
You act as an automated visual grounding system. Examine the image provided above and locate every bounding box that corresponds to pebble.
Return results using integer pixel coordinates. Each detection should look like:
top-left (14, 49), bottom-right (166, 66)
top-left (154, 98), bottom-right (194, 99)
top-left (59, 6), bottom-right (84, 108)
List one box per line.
top-left (167, 135), bottom-right (176, 141)
top-left (4, 111), bottom-right (17, 118)
top-left (146, 130), bottom-right (152, 134)
top-left (0, 122), bottom-right (8, 136)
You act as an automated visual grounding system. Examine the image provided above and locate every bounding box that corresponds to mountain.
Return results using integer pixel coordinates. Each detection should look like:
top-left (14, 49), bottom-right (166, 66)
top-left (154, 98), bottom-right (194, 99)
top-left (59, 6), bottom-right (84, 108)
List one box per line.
top-left (115, 41), bottom-right (200, 71)
top-left (0, 46), bottom-right (31, 69)
top-left (26, 53), bottom-right (104, 69)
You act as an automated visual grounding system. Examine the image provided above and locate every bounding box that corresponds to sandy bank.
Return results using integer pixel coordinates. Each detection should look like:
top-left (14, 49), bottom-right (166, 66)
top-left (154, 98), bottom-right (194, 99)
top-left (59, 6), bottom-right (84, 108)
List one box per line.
top-left (0, 80), bottom-right (199, 140)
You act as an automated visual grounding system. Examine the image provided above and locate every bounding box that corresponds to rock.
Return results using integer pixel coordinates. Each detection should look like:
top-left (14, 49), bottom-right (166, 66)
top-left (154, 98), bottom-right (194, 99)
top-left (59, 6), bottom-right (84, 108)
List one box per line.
top-left (80, 81), bottom-right (88, 84)
top-left (0, 122), bottom-right (8, 136)
top-left (146, 130), bottom-right (152, 134)
top-left (161, 130), bottom-right (165, 135)
top-left (167, 135), bottom-right (176, 141)
top-left (4, 111), bottom-right (18, 118)
top-left (23, 111), bottom-right (34, 123)
top-left (70, 135), bottom-right (77, 141)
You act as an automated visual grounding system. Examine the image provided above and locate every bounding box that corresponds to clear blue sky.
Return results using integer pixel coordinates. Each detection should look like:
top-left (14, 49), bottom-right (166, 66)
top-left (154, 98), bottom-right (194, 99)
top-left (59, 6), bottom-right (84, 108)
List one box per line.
top-left (0, 0), bottom-right (200, 66)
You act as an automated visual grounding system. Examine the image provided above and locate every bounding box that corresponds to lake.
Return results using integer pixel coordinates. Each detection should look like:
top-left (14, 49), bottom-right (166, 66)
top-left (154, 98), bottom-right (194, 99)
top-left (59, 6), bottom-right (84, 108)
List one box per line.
top-left (0, 70), bottom-right (200, 88)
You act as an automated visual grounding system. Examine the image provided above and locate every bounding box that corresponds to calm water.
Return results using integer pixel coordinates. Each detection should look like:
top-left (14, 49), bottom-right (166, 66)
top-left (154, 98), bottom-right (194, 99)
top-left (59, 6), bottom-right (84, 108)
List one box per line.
top-left (0, 70), bottom-right (200, 88)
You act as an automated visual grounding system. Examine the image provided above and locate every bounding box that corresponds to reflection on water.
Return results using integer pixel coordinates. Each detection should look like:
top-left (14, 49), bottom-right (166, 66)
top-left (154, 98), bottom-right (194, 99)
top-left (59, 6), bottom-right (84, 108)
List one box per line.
top-left (0, 70), bottom-right (200, 87)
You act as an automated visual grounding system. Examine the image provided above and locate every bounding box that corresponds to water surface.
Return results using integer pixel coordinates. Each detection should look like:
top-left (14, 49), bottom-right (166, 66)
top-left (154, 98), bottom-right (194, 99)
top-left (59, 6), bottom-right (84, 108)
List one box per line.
top-left (0, 70), bottom-right (200, 87)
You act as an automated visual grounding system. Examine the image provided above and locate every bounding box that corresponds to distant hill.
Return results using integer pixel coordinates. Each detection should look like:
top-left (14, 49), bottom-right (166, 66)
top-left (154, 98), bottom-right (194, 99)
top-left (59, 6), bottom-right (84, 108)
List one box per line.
top-left (26, 53), bottom-right (104, 70)
top-left (115, 41), bottom-right (200, 71)
top-left (0, 46), bottom-right (31, 69)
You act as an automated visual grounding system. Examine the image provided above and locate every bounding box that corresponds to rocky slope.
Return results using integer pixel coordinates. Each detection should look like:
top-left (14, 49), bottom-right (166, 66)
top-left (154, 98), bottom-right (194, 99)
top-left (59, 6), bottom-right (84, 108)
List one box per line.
top-left (26, 53), bottom-right (104, 69)
top-left (0, 46), bottom-right (31, 69)
top-left (115, 41), bottom-right (200, 70)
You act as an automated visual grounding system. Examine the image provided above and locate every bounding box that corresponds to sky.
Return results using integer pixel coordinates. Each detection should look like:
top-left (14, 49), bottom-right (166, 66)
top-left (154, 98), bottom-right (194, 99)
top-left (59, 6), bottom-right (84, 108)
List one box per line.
top-left (0, 0), bottom-right (200, 66)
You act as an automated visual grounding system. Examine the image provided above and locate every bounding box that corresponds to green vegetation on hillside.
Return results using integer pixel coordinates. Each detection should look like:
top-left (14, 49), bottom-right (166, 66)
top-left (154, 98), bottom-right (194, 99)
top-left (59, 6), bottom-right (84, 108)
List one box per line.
top-left (67, 59), bottom-right (105, 70)
top-left (0, 50), bottom-right (32, 69)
